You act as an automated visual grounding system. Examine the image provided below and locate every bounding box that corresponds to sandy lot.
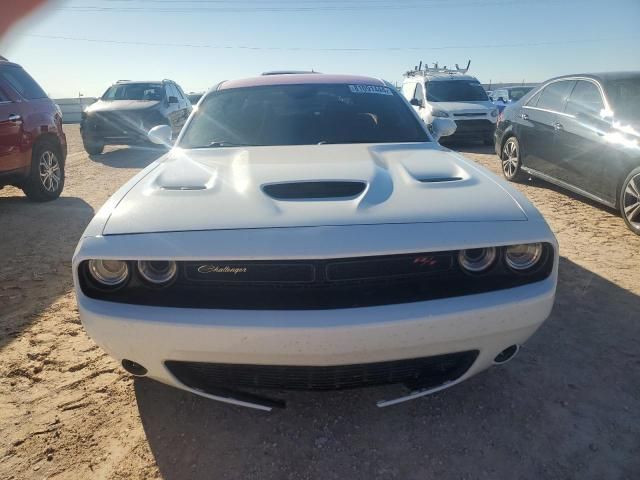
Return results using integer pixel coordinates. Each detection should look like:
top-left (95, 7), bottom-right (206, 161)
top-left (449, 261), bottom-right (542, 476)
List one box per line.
top-left (1, 126), bottom-right (639, 480)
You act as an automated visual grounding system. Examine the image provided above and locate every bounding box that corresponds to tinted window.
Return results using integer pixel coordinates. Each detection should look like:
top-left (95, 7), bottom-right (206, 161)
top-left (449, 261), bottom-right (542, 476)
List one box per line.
top-left (536, 81), bottom-right (575, 112)
top-left (102, 83), bottom-right (164, 101)
top-left (565, 81), bottom-right (604, 116)
top-left (0, 66), bottom-right (47, 99)
top-left (525, 89), bottom-right (543, 106)
top-left (603, 77), bottom-right (640, 122)
top-left (426, 80), bottom-right (488, 102)
top-left (0, 87), bottom-right (9, 102)
top-left (180, 84), bottom-right (429, 148)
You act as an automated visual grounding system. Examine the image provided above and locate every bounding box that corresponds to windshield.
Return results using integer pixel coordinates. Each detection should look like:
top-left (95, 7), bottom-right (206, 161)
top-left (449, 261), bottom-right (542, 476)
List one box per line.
top-left (426, 80), bottom-right (489, 102)
top-left (101, 83), bottom-right (164, 101)
top-left (179, 83), bottom-right (429, 148)
top-left (604, 78), bottom-right (640, 122)
top-left (508, 87), bottom-right (534, 101)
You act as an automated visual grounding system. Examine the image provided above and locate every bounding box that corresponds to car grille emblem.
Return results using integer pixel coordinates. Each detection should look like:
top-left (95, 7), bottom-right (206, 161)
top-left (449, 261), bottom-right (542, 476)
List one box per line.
top-left (197, 265), bottom-right (248, 275)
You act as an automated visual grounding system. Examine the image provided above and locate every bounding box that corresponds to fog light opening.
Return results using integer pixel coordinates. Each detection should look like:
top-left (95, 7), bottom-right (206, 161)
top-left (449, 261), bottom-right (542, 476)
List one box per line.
top-left (122, 359), bottom-right (148, 376)
top-left (493, 344), bottom-right (520, 365)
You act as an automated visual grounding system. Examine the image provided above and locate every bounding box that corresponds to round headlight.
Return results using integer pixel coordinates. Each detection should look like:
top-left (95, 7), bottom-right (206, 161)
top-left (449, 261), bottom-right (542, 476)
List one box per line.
top-left (458, 247), bottom-right (497, 273)
top-left (505, 243), bottom-right (543, 271)
top-left (88, 259), bottom-right (129, 286)
top-left (137, 260), bottom-right (177, 285)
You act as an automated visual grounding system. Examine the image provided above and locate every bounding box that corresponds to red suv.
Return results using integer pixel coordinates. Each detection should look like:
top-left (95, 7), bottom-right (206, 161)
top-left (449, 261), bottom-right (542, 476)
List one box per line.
top-left (0, 60), bottom-right (67, 201)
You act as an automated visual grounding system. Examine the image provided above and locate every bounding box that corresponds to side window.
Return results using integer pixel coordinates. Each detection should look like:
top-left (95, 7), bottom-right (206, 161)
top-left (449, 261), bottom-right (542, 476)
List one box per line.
top-left (0, 85), bottom-right (10, 102)
top-left (413, 83), bottom-right (425, 104)
top-left (0, 66), bottom-right (47, 99)
top-left (401, 82), bottom-right (414, 99)
top-left (174, 84), bottom-right (185, 100)
top-left (536, 80), bottom-right (575, 112)
top-left (565, 80), bottom-right (604, 116)
top-left (165, 84), bottom-right (174, 100)
top-left (525, 89), bottom-right (543, 107)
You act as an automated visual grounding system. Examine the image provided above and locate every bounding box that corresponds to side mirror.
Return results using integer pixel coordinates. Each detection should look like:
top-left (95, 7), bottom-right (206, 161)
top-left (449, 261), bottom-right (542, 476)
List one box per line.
top-left (410, 98), bottom-right (423, 108)
top-left (431, 118), bottom-right (457, 141)
top-left (148, 124), bottom-right (172, 145)
top-left (168, 96), bottom-right (178, 104)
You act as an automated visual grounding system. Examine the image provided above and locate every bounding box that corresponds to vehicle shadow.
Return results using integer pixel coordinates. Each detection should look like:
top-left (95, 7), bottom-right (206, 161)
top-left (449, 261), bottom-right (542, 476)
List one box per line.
top-left (445, 140), bottom-right (495, 155)
top-left (134, 257), bottom-right (640, 480)
top-left (90, 145), bottom-right (167, 169)
top-left (0, 196), bottom-right (94, 349)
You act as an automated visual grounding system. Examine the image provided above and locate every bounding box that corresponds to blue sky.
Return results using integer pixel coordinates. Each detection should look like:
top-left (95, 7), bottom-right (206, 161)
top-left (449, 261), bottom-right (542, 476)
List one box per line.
top-left (2, 0), bottom-right (639, 98)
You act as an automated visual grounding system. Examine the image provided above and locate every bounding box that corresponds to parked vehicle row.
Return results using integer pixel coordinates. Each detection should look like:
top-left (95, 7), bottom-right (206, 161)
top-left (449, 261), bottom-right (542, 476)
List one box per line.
top-left (495, 71), bottom-right (640, 235)
top-left (490, 85), bottom-right (535, 113)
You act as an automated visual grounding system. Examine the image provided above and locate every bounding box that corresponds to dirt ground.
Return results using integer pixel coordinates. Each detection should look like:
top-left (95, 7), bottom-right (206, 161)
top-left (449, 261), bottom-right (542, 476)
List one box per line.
top-left (1, 125), bottom-right (639, 480)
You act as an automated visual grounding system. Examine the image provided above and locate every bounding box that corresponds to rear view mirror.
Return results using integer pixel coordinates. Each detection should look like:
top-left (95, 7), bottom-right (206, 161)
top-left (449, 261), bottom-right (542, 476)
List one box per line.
top-left (431, 118), bottom-right (457, 141)
top-left (148, 124), bottom-right (172, 145)
top-left (168, 96), bottom-right (178, 104)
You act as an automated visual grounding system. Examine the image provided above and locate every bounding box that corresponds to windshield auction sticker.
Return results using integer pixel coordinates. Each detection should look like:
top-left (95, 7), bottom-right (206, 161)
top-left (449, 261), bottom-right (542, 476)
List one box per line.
top-left (348, 85), bottom-right (393, 95)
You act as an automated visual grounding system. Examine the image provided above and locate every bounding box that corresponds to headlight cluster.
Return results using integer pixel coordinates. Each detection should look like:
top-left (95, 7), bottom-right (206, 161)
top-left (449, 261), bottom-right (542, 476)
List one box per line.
top-left (458, 243), bottom-right (544, 274)
top-left (86, 259), bottom-right (177, 289)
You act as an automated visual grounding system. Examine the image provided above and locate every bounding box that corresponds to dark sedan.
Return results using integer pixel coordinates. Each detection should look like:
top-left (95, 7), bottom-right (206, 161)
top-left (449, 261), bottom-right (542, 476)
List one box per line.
top-left (494, 72), bottom-right (640, 235)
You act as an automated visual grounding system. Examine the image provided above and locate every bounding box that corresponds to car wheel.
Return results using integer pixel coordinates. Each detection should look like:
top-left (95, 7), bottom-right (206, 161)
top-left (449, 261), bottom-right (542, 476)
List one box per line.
top-left (83, 138), bottom-right (104, 155)
top-left (620, 167), bottom-right (640, 235)
top-left (501, 136), bottom-right (525, 182)
top-left (22, 140), bottom-right (65, 201)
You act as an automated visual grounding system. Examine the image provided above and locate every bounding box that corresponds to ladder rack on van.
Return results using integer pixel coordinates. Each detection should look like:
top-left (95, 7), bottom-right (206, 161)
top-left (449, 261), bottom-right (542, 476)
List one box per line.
top-left (404, 60), bottom-right (471, 77)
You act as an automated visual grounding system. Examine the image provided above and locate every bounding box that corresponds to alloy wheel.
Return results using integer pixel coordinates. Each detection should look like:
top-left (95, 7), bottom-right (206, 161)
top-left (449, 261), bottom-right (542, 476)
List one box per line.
top-left (502, 139), bottom-right (519, 178)
top-left (39, 150), bottom-right (61, 193)
top-left (623, 173), bottom-right (640, 229)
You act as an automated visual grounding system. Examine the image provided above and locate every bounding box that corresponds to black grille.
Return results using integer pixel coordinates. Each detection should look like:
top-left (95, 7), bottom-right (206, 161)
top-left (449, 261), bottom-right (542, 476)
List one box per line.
top-left (165, 350), bottom-right (478, 392)
top-left (78, 244), bottom-right (554, 309)
top-left (451, 119), bottom-right (495, 135)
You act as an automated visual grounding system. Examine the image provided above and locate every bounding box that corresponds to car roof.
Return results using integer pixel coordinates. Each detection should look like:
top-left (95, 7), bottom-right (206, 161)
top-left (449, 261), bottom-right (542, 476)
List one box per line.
top-left (219, 74), bottom-right (385, 90)
top-left (546, 71), bottom-right (640, 84)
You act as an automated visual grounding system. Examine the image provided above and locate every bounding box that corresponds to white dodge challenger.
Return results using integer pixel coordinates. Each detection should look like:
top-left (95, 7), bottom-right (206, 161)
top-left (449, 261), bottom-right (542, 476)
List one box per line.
top-left (73, 74), bottom-right (558, 411)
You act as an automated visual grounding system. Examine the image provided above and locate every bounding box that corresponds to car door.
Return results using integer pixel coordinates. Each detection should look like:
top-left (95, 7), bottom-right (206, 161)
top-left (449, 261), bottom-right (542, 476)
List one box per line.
top-left (0, 80), bottom-right (26, 173)
top-left (554, 79), bottom-right (612, 201)
top-left (519, 80), bottom-right (575, 176)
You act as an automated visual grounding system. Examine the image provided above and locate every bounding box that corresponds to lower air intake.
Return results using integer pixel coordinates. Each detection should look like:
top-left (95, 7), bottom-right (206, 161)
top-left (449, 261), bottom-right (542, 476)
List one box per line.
top-left (165, 350), bottom-right (478, 392)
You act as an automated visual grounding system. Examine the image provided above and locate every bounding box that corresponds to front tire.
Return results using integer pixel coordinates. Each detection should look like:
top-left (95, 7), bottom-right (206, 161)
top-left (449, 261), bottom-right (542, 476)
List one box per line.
top-left (500, 136), bottom-right (526, 182)
top-left (22, 140), bottom-right (65, 201)
top-left (620, 167), bottom-right (640, 235)
top-left (83, 138), bottom-right (104, 155)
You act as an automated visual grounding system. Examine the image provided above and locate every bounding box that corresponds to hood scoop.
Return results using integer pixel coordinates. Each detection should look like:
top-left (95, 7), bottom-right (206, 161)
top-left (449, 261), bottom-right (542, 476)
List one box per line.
top-left (417, 176), bottom-right (463, 183)
top-left (262, 181), bottom-right (366, 200)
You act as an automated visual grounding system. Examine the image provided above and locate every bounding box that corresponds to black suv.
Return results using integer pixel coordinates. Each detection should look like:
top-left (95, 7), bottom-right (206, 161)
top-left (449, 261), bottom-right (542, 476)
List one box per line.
top-left (80, 79), bottom-right (191, 154)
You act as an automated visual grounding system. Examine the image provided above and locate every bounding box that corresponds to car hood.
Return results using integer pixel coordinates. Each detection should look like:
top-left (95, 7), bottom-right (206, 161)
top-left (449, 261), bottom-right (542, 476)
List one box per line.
top-left (431, 101), bottom-right (494, 114)
top-left (86, 99), bottom-right (161, 113)
top-left (102, 143), bottom-right (528, 235)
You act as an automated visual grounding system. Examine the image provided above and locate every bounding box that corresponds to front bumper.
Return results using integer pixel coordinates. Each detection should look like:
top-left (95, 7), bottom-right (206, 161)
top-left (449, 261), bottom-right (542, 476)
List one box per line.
top-left (77, 274), bottom-right (556, 410)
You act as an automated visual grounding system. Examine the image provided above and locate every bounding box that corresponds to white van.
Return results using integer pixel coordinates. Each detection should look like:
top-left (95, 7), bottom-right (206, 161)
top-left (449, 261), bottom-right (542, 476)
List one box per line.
top-left (401, 65), bottom-right (498, 145)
